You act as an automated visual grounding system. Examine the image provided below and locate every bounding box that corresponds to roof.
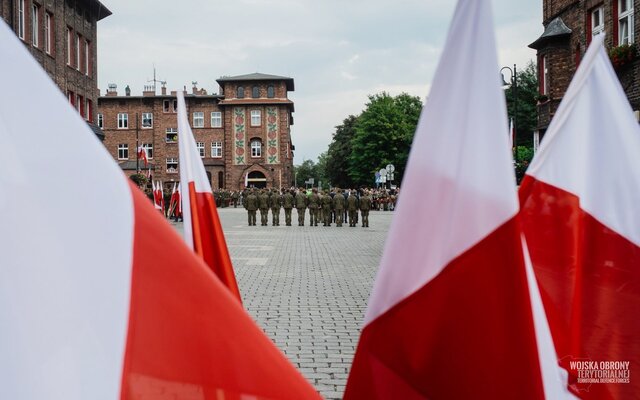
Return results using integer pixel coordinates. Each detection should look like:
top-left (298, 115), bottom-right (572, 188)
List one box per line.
top-left (82, 0), bottom-right (112, 21)
top-left (529, 17), bottom-right (572, 50)
top-left (87, 122), bottom-right (105, 141)
top-left (217, 73), bottom-right (294, 91)
top-left (99, 94), bottom-right (223, 101)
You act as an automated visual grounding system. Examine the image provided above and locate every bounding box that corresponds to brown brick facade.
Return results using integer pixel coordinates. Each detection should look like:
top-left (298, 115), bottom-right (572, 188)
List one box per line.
top-left (532, 0), bottom-right (640, 141)
top-left (1, 0), bottom-right (110, 127)
top-left (99, 74), bottom-right (295, 191)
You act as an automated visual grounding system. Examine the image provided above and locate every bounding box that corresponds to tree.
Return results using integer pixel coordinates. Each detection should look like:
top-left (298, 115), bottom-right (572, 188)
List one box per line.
top-left (348, 92), bottom-right (422, 186)
top-left (326, 115), bottom-right (358, 188)
top-left (293, 159), bottom-right (316, 187)
top-left (315, 151), bottom-right (329, 189)
top-left (505, 61), bottom-right (538, 147)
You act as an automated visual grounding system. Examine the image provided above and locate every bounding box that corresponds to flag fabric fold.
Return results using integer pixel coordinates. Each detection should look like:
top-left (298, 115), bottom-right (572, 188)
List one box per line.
top-left (345, 0), bottom-right (569, 398)
top-left (0, 19), bottom-right (319, 400)
top-left (137, 145), bottom-right (148, 168)
top-left (519, 34), bottom-right (640, 399)
top-left (176, 91), bottom-right (242, 302)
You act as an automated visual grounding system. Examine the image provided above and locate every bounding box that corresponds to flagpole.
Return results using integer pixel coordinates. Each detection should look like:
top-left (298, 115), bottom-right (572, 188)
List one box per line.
top-left (136, 113), bottom-right (140, 174)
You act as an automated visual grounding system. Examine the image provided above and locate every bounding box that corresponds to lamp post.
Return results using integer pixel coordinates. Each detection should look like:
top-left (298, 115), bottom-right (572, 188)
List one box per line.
top-left (501, 64), bottom-right (517, 164)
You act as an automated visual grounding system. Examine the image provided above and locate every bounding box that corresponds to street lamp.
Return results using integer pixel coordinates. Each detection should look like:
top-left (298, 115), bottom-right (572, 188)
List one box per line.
top-left (501, 64), bottom-right (517, 163)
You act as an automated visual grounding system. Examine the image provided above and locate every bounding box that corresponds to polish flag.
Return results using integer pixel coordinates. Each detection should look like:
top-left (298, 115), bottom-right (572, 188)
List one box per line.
top-left (519, 34), bottom-right (640, 399)
top-left (0, 20), bottom-right (320, 400)
top-left (137, 145), bottom-right (148, 168)
top-left (168, 182), bottom-right (178, 216)
top-left (177, 91), bottom-right (242, 302)
top-left (345, 1), bottom-right (571, 398)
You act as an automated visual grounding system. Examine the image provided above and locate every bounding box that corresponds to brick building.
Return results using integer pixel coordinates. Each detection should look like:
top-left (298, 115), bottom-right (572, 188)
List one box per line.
top-left (98, 73), bottom-right (296, 191)
top-left (0, 0), bottom-right (110, 138)
top-left (530, 0), bottom-right (639, 147)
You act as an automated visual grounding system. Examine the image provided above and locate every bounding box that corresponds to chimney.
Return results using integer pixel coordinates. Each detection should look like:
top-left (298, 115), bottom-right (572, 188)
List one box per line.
top-left (143, 85), bottom-right (155, 97)
top-left (106, 83), bottom-right (118, 97)
top-left (192, 81), bottom-right (198, 95)
top-left (161, 86), bottom-right (167, 95)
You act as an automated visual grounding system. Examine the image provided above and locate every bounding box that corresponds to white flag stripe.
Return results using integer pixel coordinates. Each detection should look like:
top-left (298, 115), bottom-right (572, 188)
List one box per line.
top-left (364, 0), bottom-right (517, 324)
top-left (527, 34), bottom-right (640, 247)
top-left (0, 20), bottom-right (132, 400)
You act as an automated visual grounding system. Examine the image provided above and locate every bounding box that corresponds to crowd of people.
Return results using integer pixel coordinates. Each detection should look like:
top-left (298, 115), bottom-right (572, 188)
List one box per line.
top-left (240, 187), bottom-right (399, 227)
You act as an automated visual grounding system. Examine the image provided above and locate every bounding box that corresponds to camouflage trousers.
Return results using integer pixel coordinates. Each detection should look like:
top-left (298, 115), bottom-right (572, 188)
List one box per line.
top-left (284, 208), bottom-right (293, 226)
top-left (271, 208), bottom-right (280, 226)
top-left (309, 207), bottom-right (319, 226)
top-left (361, 210), bottom-right (369, 227)
top-left (297, 208), bottom-right (306, 226)
top-left (259, 208), bottom-right (269, 226)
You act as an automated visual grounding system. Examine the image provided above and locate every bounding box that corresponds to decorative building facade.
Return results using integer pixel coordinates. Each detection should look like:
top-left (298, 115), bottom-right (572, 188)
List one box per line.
top-left (98, 73), bottom-right (296, 191)
top-left (530, 0), bottom-right (639, 147)
top-left (0, 0), bottom-right (111, 138)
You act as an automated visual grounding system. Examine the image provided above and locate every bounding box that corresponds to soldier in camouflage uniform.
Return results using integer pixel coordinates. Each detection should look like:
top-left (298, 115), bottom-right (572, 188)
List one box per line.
top-left (333, 188), bottom-right (345, 227)
top-left (308, 188), bottom-right (320, 226)
top-left (321, 190), bottom-right (332, 226)
top-left (258, 189), bottom-right (270, 226)
top-left (359, 190), bottom-right (371, 227)
top-left (282, 189), bottom-right (294, 226)
top-left (295, 188), bottom-right (308, 226)
top-left (244, 188), bottom-right (258, 226)
top-left (347, 189), bottom-right (359, 227)
top-left (270, 188), bottom-right (282, 226)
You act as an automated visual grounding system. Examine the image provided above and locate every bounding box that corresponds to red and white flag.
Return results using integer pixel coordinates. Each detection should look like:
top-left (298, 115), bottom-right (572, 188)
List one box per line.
top-left (177, 91), bottom-right (242, 302)
top-left (519, 34), bottom-right (640, 399)
top-left (345, 1), bottom-right (570, 398)
top-left (137, 145), bottom-right (148, 168)
top-left (0, 20), bottom-right (320, 400)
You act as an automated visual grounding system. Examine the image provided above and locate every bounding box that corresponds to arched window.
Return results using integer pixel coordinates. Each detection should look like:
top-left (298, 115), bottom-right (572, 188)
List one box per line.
top-left (237, 86), bottom-right (245, 98)
top-left (267, 85), bottom-right (275, 98)
top-left (250, 138), bottom-right (262, 158)
top-left (252, 86), bottom-right (260, 98)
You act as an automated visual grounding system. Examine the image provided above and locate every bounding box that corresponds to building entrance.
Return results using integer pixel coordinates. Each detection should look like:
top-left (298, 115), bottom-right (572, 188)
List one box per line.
top-left (247, 171), bottom-right (267, 188)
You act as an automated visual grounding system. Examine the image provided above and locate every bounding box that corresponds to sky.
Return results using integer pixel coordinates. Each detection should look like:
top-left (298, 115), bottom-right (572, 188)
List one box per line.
top-left (97, 0), bottom-right (542, 164)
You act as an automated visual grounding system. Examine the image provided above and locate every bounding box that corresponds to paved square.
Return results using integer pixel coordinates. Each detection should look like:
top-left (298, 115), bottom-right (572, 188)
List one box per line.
top-left (172, 208), bottom-right (392, 399)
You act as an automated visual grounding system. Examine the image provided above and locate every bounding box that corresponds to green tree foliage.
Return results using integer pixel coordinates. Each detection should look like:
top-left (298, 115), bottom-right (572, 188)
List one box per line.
top-left (348, 92), bottom-right (422, 186)
top-left (505, 61), bottom-right (538, 147)
top-left (293, 159), bottom-right (316, 187)
top-left (326, 115), bottom-right (358, 188)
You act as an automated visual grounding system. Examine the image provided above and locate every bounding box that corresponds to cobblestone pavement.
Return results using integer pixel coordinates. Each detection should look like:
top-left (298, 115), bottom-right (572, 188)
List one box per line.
top-left (172, 208), bottom-right (393, 399)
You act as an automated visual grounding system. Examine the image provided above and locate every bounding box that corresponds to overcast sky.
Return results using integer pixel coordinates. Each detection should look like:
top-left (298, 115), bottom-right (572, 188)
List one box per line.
top-left (98, 0), bottom-right (542, 164)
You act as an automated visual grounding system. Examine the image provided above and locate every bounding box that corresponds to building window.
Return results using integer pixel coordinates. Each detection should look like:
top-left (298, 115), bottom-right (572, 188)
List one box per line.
top-left (250, 138), bottom-right (262, 157)
top-left (97, 113), bottom-right (103, 128)
top-left (117, 113), bottom-right (128, 129)
top-left (76, 94), bottom-right (82, 113)
top-left (252, 86), bottom-right (260, 98)
top-left (85, 40), bottom-right (91, 75)
top-left (68, 90), bottom-right (74, 106)
top-left (197, 142), bottom-right (205, 157)
top-left (44, 12), bottom-right (52, 54)
top-left (193, 111), bottom-right (204, 128)
top-left (540, 55), bottom-right (549, 95)
top-left (166, 158), bottom-right (178, 173)
top-left (32, 4), bottom-right (39, 47)
top-left (211, 111), bottom-right (222, 127)
top-left (251, 110), bottom-right (261, 126)
top-left (163, 100), bottom-right (170, 113)
top-left (619, 0), bottom-right (634, 45)
top-left (86, 99), bottom-right (92, 121)
top-left (211, 141), bottom-right (222, 157)
top-left (118, 144), bottom-right (129, 160)
top-left (267, 85), bottom-right (275, 98)
top-left (592, 7), bottom-right (604, 36)
top-left (75, 33), bottom-right (81, 70)
top-left (166, 127), bottom-right (178, 143)
top-left (142, 143), bottom-right (153, 159)
top-left (142, 112), bottom-right (153, 128)
top-left (237, 86), bottom-right (245, 98)
top-left (66, 27), bottom-right (72, 65)
top-left (18, 0), bottom-right (25, 39)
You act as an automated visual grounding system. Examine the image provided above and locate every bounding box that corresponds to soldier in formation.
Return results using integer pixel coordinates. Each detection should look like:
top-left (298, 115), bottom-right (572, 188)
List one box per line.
top-left (347, 190), bottom-right (359, 227)
top-left (258, 189), bottom-right (270, 226)
top-left (333, 188), bottom-right (345, 227)
top-left (270, 188), bottom-right (282, 226)
top-left (308, 188), bottom-right (320, 226)
top-left (282, 189), bottom-right (294, 226)
top-left (295, 187), bottom-right (308, 226)
top-left (244, 188), bottom-right (258, 226)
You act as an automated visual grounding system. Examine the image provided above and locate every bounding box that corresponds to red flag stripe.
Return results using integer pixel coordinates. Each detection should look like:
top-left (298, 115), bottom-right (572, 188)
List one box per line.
top-left (345, 217), bottom-right (545, 399)
top-left (519, 176), bottom-right (640, 399)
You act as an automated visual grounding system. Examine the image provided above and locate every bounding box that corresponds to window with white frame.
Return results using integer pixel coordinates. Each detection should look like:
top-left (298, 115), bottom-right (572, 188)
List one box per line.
top-left (97, 113), bottom-right (103, 128)
top-left (211, 111), bottom-right (222, 127)
top-left (211, 141), bottom-right (222, 157)
top-left (619, 0), bottom-right (635, 45)
top-left (117, 113), bottom-right (128, 129)
top-left (193, 112), bottom-right (204, 128)
top-left (44, 12), bottom-right (52, 54)
top-left (163, 99), bottom-right (170, 113)
top-left (592, 6), bottom-right (604, 36)
top-left (66, 27), bottom-right (72, 65)
top-left (197, 142), bottom-right (205, 157)
top-left (118, 144), bottom-right (128, 160)
top-left (32, 4), bottom-right (39, 47)
top-left (166, 127), bottom-right (177, 142)
top-left (251, 110), bottom-right (261, 126)
top-left (75, 33), bottom-right (81, 70)
top-left (250, 139), bottom-right (262, 157)
top-left (85, 40), bottom-right (90, 75)
top-left (142, 112), bottom-right (153, 128)
top-left (142, 143), bottom-right (153, 159)
top-left (542, 55), bottom-right (549, 95)
top-left (166, 158), bottom-right (178, 173)
top-left (18, 0), bottom-right (24, 39)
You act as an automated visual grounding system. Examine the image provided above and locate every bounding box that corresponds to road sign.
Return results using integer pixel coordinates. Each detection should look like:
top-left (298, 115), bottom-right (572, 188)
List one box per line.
top-left (386, 164), bottom-right (395, 173)
top-left (379, 168), bottom-right (387, 176)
